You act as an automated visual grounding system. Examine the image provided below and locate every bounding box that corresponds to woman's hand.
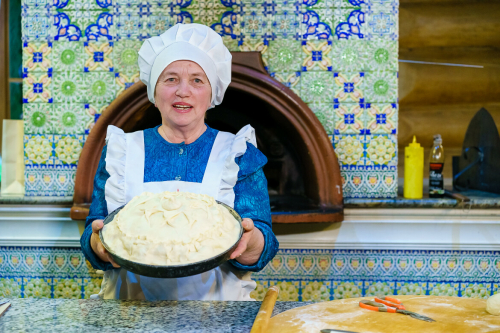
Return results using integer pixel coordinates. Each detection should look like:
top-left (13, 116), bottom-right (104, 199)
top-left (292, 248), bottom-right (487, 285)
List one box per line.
top-left (90, 219), bottom-right (120, 268)
top-left (230, 218), bottom-right (265, 266)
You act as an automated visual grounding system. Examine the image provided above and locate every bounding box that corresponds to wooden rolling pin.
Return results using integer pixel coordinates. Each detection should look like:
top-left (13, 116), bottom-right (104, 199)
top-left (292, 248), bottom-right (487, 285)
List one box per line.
top-left (250, 286), bottom-right (280, 333)
top-left (0, 302), bottom-right (11, 318)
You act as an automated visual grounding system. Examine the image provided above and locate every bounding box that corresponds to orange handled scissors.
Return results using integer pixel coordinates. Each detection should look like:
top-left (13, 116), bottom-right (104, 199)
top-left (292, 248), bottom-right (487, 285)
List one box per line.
top-left (359, 298), bottom-right (435, 322)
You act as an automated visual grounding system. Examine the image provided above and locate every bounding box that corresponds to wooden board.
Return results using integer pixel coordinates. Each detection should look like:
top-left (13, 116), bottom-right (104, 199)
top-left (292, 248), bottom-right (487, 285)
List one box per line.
top-left (268, 296), bottom-right (500, 333)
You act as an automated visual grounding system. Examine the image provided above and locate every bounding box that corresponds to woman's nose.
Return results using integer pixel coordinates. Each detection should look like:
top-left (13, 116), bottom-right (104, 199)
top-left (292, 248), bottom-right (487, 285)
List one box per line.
top-left (175, 80), bottom-right (190, 97)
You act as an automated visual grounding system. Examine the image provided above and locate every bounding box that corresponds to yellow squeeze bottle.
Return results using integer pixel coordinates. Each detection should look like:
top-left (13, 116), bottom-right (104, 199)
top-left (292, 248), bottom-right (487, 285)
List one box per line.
top-left (404, 136), bottom-right (424, 199)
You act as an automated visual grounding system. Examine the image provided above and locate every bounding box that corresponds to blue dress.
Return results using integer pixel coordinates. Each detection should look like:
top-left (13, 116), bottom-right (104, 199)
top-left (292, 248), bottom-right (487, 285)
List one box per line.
top-left (80, 124), bottom-right (279, 272)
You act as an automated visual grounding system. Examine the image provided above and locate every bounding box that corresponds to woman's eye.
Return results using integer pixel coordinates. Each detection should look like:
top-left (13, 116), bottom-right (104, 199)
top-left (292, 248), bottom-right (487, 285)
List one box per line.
top-left (167, 78), bottom-right (175, 82)
top-left (194, 78), bottom-right (202, 83)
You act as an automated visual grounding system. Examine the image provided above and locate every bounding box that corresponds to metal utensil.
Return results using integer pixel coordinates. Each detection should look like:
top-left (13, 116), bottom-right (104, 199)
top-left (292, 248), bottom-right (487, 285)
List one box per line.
top-left (99, 201), bottom-right (243, 278)
top-left (320, 330), bottom-right (360, 333)
top-left (0, 299), bottom-right (8, 306)
top-left (359, 299), bottom-right (435, 322)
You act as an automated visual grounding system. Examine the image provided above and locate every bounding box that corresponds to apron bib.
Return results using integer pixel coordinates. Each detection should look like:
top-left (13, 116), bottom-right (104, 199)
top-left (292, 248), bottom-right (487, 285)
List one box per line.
top-left (98, 125), bottom-right (257, 301)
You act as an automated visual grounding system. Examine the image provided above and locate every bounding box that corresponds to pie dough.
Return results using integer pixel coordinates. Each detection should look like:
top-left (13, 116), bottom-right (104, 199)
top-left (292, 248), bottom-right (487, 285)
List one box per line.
top-left (486, 293), bottom-right (500, 316)
top-left (102, 191), bottom-right (241, 265)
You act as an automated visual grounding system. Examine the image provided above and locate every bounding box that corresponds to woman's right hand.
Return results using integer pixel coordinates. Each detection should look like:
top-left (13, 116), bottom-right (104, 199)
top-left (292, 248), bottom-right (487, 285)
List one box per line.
top-left (90, 219), bottom-right (120, 268)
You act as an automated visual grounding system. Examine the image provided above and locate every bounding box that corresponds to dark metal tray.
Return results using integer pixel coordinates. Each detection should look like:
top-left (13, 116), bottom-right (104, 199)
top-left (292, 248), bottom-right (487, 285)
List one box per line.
top-left (99, 201), bottom-right (243, 278)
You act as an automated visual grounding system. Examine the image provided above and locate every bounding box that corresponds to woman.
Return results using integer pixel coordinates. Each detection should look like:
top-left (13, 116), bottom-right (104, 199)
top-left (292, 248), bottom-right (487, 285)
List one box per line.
top-left (80, 23), bottom-right (279, 301)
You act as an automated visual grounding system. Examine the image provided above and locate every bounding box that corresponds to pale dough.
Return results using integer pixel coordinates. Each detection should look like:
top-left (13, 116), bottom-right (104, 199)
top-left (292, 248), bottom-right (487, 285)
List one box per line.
top-left (486, 293), bottom-right (500, 316)
top-left (102, 191), bottom-right (241, 265)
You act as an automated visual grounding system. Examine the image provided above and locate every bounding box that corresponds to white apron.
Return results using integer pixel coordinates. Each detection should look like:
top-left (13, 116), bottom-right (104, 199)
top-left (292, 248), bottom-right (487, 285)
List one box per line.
top-left (97, 124), bottom-right (258, 301)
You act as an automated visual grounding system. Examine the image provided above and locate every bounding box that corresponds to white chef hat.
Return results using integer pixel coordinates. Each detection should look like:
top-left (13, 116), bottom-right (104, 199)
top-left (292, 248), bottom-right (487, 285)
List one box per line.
top-left (138, 23), bottom-right (232, 109)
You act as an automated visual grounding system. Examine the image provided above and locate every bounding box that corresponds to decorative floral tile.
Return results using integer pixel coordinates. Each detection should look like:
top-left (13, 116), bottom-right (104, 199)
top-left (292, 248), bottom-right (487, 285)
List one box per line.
top-left (301, 280), bottom-right (332, 301)
top-left (365, 40), bottom-right (398, 71)
top-left (25, 166), bottom-right (76, 196)
top-left (299, 71), bottom-right (334, 103)
top-left (22, 42), bottom-right (52, 73)
top-left (84, 42), bottom-right (114, 72)
top-left (53, 278), bottom-right (83, 299)
top-left (331, 40), bottom-right (367, 72)
top-left (365, 102), bottom-right (397, 134)
top-left (83, 277), bottom-right (103, 299)
top-left (24, 134), bottom-right (55, 166)
top-left (190, 0), bottom-right (231, 27)
top-left (52, 72), bottom-right (85, 103)
top-left (238, 37), bottom-right (268, 56)
top-left (265, 39), bottom-right (302, 72)
top-left (396, 281), bottom-right (427, 296)
top-left (21, 0), bottom-right (400, 198)
top-left (23, 277), bottom-right (53, 298)
top-left (0, 277), bottom-right (23, 298)
top-left (334, 0), bottom-right (364, 8)
top-left (364, 281), bottom-right (395, 296)
top-left (112, 12), bottom-right (146, 40)
top-left (301, 40), bottom-right (332, 71)
top-left (334, 103), bottom-right (364, 134)
top-left (3, 248), bottom-right (500, 299)
top-left (301, 8), bottom-right (333, 41)
top-left (52, 41), bottom-right (86, 72)
top-left (364, 134), bottom-right (397, 168)
top-left (364, 71), bottom-right (397, 103)
top-left (333, 7), bottom-right (366, 40)
top-left (363, 4), bottom-right (398, 40)
top-left (332, 134), bottom-right (365, 168)
top-left (22, 0), bottom-right (53, 12)
top-left (460, 282), bottom-right (492, 299)
top-left (115, 72), bottom-right (141, 97)
top-left (269, 10), bottom-right (302, 40)
top-left (310, 102), bottom-right (334, 134)
top-left (250, 280), bottom-right (269, 301)
top-left (23, 103), bottom-right (54, 135)
top-left (84, 72), bottom-right (118, 103)
top-left (22, 12), bottom-right (55, 42)
top-left (144, 9), bottom-right (176, 37)
top-left (23, 72), bottom-right (52, 103)
top-left (270, 71), bottom-right (301, 95)
top-left (493, 283), bottom-right (499, 295)
top-left (54, 134), bottom-right (84, 166)
top-left (332, 280), bottom-right (362, 299)
top-left (333, 72), bottom-right (365, 103)
top-left (113, 40), bottom-right (141, 74)
top-left (269, 280), bottom-right (300, 301)
top-left (428, 282), bottom-right (459, 297)
top-left (240, 11), bottom-right (270, 39)
top-left (221, 36), bottom-right (240, 51)
top-left (53, 103), bottom-right (92, 134)
top-left (85, 103), bottom-right (109, 134)
top-left (53, 0), bottom-right (113, 11)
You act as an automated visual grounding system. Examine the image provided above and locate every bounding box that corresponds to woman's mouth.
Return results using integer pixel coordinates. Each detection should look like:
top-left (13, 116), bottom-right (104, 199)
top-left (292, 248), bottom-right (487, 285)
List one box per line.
top-left (172, 104), bottom-right (193, 112)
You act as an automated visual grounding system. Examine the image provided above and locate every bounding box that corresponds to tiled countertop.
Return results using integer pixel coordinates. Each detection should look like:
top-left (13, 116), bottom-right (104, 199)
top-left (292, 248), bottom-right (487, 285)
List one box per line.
top-left (0, 298), bottom-right (313, 333)
top-left (345, 190), bottom-right (500, 209)
top-left (1, 190), bottom-right (500, 209)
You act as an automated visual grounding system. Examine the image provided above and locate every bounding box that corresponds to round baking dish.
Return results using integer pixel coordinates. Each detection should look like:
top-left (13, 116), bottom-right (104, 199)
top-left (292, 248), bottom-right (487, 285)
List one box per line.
top-left (99, 201), bottom-right (243, 278)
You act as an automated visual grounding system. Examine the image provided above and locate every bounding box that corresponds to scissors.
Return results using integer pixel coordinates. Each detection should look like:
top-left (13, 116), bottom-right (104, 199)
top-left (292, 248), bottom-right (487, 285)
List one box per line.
top-left (359, 297), bottom-right (435, 322)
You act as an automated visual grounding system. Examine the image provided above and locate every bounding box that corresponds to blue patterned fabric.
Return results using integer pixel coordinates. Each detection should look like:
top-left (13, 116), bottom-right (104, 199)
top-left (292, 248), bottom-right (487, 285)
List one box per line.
top-left (80, 125), bottom-right (279, 273)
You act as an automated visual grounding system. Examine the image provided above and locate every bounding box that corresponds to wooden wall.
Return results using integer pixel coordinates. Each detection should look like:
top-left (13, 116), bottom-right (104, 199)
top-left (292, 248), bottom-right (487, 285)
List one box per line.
top-left (398, 0), bottom-right (500, 180)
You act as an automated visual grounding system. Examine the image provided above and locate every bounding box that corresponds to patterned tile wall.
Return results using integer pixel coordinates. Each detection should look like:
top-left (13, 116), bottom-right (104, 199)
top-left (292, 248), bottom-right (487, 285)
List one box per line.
top-left (21, 0), bottom-right (399, 198)
top-left (1, 247), bottom-right (498, 301)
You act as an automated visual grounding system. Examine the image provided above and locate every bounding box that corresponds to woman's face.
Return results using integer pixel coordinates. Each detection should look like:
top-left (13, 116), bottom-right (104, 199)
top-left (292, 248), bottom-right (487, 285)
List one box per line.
top-left (155, 60), bottom-right (212, 129)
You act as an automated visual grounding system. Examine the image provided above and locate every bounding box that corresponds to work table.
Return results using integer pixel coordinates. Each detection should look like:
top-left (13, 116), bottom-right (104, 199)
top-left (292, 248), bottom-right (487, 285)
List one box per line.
top-left (0, 298), bottom-right (313, 332)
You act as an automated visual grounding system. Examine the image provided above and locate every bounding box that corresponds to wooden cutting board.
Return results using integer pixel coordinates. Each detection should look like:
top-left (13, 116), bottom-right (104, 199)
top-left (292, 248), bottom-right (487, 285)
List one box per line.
top-left (268, 296), bottom-right (500, 333)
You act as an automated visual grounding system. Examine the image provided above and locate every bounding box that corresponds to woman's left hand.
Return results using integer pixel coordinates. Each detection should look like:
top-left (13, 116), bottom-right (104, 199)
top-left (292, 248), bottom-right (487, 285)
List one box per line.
top-left (230, 218), bottom-right (265, 266)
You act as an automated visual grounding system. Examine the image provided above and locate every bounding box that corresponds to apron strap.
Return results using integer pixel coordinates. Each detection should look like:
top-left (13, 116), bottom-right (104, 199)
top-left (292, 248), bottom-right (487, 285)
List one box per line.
top-left (201, 131), bottom-right (235, 202)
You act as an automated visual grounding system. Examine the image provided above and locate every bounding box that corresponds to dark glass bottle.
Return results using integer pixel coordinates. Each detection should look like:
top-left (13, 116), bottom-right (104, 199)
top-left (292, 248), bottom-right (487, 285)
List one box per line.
top-left (429, 134), bottom-right (445, 198)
